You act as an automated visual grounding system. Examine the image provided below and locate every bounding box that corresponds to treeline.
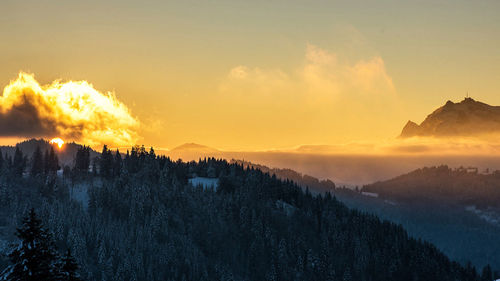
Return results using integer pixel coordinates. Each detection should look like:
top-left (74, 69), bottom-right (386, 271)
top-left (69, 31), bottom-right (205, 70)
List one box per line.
top-left (363, 165), bottom-right (500, 207)
top-left (0, 146), bottom-right (59, 181)
top-left (0, 145), bottom-right (496, 280)
top-left (230, 159), bottom-right (336, 193)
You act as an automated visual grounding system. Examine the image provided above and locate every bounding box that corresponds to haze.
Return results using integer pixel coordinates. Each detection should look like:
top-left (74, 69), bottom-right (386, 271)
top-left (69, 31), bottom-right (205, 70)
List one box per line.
top-left (1, 0), bottom-right (499, 151)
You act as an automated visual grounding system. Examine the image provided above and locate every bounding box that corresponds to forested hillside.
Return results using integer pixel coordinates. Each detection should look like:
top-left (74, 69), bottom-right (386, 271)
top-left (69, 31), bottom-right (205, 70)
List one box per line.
top-left (0, 145), bottom-right (495, 280)
top-left (232, 160), bottom-right (500, 271)
top-left (363, 165), bottom-right (500, 207)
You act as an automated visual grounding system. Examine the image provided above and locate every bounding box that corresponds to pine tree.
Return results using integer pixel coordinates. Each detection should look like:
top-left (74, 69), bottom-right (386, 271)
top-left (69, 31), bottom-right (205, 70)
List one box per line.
top-left (113, 149), bottom-right (122, 177)
top-left (74, 146), bottom-right (91, 177)
top-left (31, 146), bottom-right (44, 176)
top-left (5, 154), bottom-right (12, 170)
top-left (59, 249), bottom-right (82, 281)
top-left (1, 209), bottom-right (60, 281)
top-left (43, 149), bottom-right (50, 175)
top-left (12, 147), bottom-right (25, 177)
top-left (48, 147), bottom-right (59, 174)
top-left (99, 145), bottom-right (113, 178)
top-left (481, 265), bottom-right (493, 281)
top-left (0, 150), bottom-right (4, 171)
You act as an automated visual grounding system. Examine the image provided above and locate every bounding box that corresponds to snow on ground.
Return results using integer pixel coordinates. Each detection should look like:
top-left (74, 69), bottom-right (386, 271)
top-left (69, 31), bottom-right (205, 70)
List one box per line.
top-left (70, 183), bottom-right (90, 210)
top-left (465, 205), bottom-right (499, 226)
top-left (189, 177), bottom-right (219, 191)
top-left (275, 200), bottom-right (296, 216)
top-left (384, 199), bottom-right (397, 206)
top-left (361, 191), bottom-right (379, 198)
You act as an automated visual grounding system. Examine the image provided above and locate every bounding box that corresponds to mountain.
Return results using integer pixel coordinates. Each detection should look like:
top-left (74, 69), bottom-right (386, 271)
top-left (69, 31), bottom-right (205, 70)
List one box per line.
top-left (170, 143), bottom-right (219, 153)
top-left (400, 97), bottom-right (500, 138)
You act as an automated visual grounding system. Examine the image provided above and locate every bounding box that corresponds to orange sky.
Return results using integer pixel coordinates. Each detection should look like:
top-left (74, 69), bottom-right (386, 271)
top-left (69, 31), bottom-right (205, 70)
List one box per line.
top-left (0, 1), bottom-right (499, 151)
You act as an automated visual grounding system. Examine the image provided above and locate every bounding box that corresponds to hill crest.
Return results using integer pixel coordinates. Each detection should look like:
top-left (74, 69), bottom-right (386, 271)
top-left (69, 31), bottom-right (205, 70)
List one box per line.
top-left (170, 143), bottom-right (219, 153)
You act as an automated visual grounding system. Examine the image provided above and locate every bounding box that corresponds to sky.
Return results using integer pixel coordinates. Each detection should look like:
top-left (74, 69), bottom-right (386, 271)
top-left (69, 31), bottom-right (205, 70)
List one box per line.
top-left (0, 0), bottom-right (498, 150)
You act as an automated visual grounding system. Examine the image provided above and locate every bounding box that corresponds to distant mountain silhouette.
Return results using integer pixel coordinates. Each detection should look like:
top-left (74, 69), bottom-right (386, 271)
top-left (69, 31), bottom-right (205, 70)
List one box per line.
top-left (362, 165), bottom-right (500, 207)
top-left (170, 143), bottom-right (219, 153)
top-left (400, 97), bottom-right (500, 138)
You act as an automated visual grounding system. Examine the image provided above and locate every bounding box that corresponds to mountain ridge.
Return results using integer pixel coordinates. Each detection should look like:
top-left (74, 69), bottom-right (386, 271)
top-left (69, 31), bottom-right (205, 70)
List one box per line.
top-left (400, 97), bottom-right (500, 138)
top-left (170, 142), bottom-right (219, 153)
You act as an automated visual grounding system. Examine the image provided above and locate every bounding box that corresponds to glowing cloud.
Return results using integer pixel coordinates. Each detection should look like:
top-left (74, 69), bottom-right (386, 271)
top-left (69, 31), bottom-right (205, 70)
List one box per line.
top-left (222, 44), bottom-right (396, 103)
top-left (0, 72), bottom-right (140, 147)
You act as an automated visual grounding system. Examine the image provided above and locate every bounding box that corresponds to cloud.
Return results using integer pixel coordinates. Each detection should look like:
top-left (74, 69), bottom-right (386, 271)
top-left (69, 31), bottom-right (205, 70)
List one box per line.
top-left (289, 137), bottom-right (500, 156)
top-left (0, 72), bottom-right (140, 147)
top-left (302, 44), bottom-right (395, 99)
top-left (221, 44), bottom-right (396, 102)
top-left (223, 65), bottom-right (291, 98)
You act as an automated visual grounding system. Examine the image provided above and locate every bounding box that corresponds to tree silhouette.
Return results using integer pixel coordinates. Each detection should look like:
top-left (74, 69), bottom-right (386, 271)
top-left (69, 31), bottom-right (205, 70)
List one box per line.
top-left (99, 145), bottom-right (113, 178)
top-left (0, 150), bottom-right (4, 171)
top-left (1, 209), bottom-right (60, 281)
top-left (31, 146), bottom-right (44, 176)
top-left (113, 149), bottom-right (122, 177)
top-left (12, 147), bottom-right (25, 177)
top-left (74, 145), bottom-right (91, 177)
top-left (48, 147), bottom-right (59, 174)
top-left (59, 249), bottom-right (82, 281)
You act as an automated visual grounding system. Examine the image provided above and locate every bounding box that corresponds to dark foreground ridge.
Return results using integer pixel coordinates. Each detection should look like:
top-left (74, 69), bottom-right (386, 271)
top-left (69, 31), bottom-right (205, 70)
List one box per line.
top-left (0, 144), bottom-right (496, 280)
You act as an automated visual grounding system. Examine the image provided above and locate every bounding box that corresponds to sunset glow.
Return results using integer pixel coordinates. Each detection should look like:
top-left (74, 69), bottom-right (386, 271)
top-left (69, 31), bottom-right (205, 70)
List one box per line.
top-left (0, 72), bottom-right (139, 147)
top-left (0, 1), bottom-right (497, 152)
top-left (0, 1), bottom-right (498, 279)
top-left (49, 137), bottom-right (64, 149)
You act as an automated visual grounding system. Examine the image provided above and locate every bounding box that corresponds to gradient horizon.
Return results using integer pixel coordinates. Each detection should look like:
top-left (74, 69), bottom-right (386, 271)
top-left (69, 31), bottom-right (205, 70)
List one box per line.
top-left (0, 0), bottom-right (498, 151)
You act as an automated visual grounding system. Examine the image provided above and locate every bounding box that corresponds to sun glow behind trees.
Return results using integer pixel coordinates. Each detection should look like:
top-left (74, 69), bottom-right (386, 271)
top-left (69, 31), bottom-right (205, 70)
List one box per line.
top-left (50, 137), bottom-right (64, 149)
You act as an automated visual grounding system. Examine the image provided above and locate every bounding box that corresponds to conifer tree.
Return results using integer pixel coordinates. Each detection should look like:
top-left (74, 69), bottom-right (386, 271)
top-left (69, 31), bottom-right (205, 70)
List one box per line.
top-left (31, 146), bottom-right (44, 176)
top-left (113, 149), bottom-right (122, 177)
top-left (99, 145), bottom-right (113, 178)
top-left (481, 265), bottom-right (493, 281)
top-left (59, 249), bottom-right (82, 281)
top-left (74, 146), bottom-right (90, 176)
top-left (1, 209), bottom-right (60, 281)
top-left (12, 147), bottom-right (25, 177)
top-left (48, 146), bottom-right (59, 174)
top-left (4, 154), bottom-right (12, 172)
top-left (0, 150), bottom-right (4, 171)
top-left (43, 149), bottom-right (50, 175)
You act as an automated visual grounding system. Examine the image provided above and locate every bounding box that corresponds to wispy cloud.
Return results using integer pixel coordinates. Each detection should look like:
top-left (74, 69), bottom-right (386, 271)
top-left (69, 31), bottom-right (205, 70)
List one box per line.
top-left (222, 44), bottom-right (396, 102)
